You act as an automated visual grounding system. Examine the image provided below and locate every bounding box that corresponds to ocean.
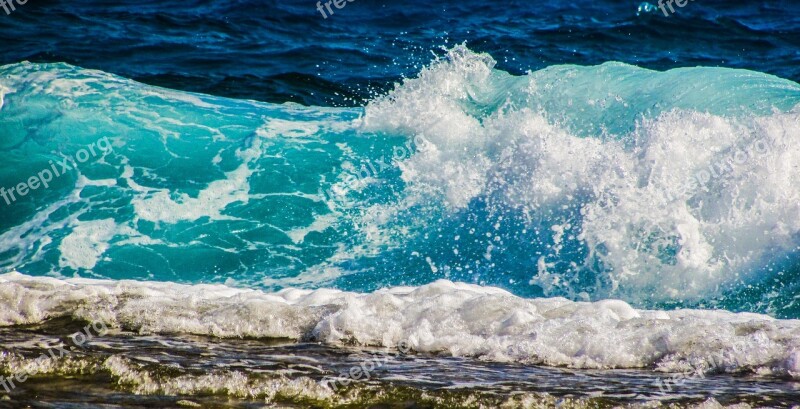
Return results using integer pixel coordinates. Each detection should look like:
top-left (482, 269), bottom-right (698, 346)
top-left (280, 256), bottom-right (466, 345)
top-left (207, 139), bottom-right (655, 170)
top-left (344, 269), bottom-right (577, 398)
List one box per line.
top-left (1, 0), bottom-right (800, 407)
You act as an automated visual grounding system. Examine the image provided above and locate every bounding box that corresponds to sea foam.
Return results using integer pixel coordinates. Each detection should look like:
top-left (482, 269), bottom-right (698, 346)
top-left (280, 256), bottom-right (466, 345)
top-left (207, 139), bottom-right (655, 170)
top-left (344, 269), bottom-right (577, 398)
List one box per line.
top-left (355, 45), bottom-right (800, 307)
top-left (2, 272), bottom-right (799, 378)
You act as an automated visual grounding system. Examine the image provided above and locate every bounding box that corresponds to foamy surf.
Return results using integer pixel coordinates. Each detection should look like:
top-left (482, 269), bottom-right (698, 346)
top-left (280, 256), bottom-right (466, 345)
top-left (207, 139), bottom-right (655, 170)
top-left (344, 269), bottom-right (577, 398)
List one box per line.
top-left (2, 272), bottom-right (799, 379)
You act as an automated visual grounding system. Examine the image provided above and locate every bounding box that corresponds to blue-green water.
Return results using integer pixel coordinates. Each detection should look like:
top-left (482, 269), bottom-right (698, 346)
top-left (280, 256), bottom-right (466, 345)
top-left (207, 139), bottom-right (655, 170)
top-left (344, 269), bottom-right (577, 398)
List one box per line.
top-left (2, 47), bottom-right (800, 318)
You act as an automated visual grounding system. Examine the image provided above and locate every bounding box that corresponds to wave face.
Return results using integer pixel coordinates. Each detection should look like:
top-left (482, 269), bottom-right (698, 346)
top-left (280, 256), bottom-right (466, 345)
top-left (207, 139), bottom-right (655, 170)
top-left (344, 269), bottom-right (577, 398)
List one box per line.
top-left (2, 47), bottom-right (800, 316)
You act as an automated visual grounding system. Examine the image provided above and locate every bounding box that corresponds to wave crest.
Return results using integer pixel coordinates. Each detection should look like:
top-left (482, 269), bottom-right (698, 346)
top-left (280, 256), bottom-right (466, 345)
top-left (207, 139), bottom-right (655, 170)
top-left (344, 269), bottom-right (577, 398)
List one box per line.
top-left (354, 45), bottom-right (800, 307)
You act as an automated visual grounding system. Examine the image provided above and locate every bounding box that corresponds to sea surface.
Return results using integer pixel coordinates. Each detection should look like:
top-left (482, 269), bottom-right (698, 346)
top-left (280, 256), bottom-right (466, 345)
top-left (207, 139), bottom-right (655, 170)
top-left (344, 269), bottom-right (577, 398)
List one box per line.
top-left (1, 0), bottom-right (800, 407)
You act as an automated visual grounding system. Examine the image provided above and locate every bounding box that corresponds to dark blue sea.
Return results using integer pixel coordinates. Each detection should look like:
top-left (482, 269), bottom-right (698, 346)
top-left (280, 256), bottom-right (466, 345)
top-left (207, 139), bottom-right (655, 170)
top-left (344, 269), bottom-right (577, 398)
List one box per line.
top-left (1, 1), bottom-right (800, 407)
top-left (2, 0), bottom-right (799, 106)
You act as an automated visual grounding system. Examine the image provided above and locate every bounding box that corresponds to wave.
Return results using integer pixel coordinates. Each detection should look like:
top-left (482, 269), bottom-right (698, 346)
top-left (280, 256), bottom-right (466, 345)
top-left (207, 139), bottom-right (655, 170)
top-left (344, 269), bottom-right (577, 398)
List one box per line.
top-left (1, 46), bottom-right (800, 316)
top-left (2, 272), bottom-right (800, 379)
top-left (355, 46), bottom-right (800, 312)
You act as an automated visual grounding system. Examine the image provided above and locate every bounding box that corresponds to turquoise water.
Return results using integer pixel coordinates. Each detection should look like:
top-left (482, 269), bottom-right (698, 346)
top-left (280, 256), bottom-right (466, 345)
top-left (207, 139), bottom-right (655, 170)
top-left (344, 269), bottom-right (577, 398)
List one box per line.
top-left (2, 47), bottom-right (800, 317)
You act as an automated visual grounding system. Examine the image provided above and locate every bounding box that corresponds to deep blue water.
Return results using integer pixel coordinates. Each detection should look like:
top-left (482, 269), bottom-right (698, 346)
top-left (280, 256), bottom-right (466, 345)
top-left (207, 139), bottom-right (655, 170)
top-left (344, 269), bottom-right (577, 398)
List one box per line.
top-left (1, 0), bottom-right (799, 106)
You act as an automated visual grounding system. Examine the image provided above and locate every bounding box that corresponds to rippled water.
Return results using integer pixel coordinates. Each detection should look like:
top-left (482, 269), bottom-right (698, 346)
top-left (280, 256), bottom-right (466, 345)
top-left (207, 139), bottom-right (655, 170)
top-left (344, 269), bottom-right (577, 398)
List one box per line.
top-left (3, 318), bottom-right (800, 408)
top-left (1, 0), bottom-right (799, 106)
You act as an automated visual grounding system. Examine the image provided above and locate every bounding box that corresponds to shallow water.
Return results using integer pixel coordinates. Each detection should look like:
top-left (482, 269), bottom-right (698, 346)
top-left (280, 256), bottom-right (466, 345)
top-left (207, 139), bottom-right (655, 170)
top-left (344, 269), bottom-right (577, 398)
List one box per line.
top-left (2, 318), bottom-right (800, 408)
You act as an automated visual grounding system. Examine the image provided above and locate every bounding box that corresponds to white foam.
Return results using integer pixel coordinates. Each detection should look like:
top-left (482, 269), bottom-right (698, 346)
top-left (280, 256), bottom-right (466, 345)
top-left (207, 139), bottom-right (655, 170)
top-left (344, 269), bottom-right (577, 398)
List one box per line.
top-left (1, 272), bottom-right (799, 377)
top-left (129, 137), bottom-right (261, 224)
top-left (58, 219), bottom-right (118, 270)
top-left (141, 89), bottom-right (221, 110)
top-left (104, 355), bottom-right (332, 399)
top-left (0, 82), bottom-right (12, 111)
top-left (357, 45), bottom-right (800, 303)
